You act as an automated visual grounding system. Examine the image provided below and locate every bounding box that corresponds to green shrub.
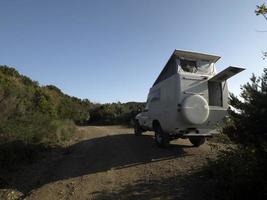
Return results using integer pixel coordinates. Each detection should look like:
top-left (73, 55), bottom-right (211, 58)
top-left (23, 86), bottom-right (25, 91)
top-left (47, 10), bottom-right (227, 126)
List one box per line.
top-left (1, 112), bottom-right (53, 143)
top-left (50, 120), bottom-right (76, 144)
top-left (0, 65), bottom-right (143, 170)
top-left (0, 119), bottom-right (76, 169)
top-left (204, 68), bottom-right (267, 200)
top-left (205, 145), bottom-right (267, 200)
top-left (89, 102), bottom-right (145, 125)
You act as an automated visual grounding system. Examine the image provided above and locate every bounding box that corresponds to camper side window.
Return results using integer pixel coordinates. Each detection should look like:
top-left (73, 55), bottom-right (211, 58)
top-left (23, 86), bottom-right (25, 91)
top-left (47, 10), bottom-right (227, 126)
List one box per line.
top-left (180, 59), bottom-right (197, 73)
top-left (145, 98), bottom-right (151, 111)
top-left (150, 89), bottom-right (161, 102)
top-left (145, 89), bottom-right (160, 111)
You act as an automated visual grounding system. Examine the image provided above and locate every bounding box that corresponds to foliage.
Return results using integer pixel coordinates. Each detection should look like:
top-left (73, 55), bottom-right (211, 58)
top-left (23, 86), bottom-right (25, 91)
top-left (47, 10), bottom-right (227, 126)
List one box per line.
top-left (205, 145), bottom-right (267, 200)
top-left (0, 66), bottom-right (92, 125)
top-left (255, 3), bottom-right (267, 59)
top-left (0, 66), bottom-right (90, 168)
top-left (224, 69), bottom-right (267, 149)
top-left (0, 65), bottom-right (145, 168)
top-left (205, 69), bottom-right (267, 199)
top-left (255, 3), bottom-right (267, 20)
top-left (89, 102), bottom-right (145, 126)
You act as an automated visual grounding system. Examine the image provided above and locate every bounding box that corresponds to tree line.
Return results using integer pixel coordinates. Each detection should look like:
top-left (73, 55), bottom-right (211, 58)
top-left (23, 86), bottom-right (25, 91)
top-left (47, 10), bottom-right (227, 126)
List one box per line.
top-left (0, 65), bottom-right (144, 167)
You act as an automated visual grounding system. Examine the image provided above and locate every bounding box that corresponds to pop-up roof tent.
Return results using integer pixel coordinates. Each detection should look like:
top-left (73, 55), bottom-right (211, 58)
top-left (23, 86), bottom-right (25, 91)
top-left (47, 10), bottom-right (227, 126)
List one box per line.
top-left (153, 50), bottom-right (221, 86)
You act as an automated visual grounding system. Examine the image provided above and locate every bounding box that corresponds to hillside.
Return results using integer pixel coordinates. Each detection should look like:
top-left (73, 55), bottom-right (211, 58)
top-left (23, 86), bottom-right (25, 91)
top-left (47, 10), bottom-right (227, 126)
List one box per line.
top-left (0, 65), bottom-right (144, 169)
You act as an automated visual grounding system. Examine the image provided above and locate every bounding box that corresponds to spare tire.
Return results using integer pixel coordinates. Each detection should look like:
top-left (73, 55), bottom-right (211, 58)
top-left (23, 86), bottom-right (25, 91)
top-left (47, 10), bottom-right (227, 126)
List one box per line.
top-left (181, 94), bottom-right (209, 125)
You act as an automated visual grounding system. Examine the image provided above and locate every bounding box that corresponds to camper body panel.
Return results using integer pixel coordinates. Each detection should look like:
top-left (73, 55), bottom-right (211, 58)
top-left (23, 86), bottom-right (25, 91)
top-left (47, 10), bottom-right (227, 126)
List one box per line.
top-left (139, 75), bottom-right (179, 132)
top-left (135, 49), bottom-right (244, 147)
top-left (142, 72), bottom-right (229, 135)
top-left (150, 75), bottom-right (179, 133)
top-left (177, 73), bottom-right (229, 131)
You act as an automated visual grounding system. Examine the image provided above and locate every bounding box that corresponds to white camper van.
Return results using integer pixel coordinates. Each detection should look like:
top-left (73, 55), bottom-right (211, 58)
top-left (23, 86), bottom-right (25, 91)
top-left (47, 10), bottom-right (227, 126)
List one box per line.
top-left (135, 50), bottom-right (244, 147)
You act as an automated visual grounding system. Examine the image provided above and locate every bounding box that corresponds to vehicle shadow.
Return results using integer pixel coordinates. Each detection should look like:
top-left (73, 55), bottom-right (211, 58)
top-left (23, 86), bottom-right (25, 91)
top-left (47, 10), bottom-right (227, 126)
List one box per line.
top-left (0, 132), bottom-right (194, 195)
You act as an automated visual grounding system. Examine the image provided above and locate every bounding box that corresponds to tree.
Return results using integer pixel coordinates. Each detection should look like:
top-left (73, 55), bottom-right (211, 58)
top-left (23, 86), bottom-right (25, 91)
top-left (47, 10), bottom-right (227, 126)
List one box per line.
top-left (255, 3), bottom-right (267, 59)
top-left (255, 3), bottom-right (267, 20)
top-left (226, 69), bottom-right (267, 150)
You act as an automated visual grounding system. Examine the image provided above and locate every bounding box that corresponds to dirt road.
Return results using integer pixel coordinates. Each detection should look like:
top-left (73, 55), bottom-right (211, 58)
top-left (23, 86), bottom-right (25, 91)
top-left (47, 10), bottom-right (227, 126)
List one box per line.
top-left (1, 126), bottom-right (216, 200)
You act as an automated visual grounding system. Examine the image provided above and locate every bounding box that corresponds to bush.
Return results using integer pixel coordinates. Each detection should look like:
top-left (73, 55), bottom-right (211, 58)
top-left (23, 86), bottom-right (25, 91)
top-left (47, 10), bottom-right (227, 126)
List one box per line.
top-left (89, 102), bottom-right (145, 126)
top-left (0, 65), bottom-right (143, 169)
top-left (226, 69), bottom-right (267, 147)
top-left (50, 120), bottom-right (76, 144)
top-left (204, 69), bottom-right (267, 199)
top-left (0, 119), bottom-right (76, 169)
top-left (0, 65), bottom-right (86, 169)
top-left (205, 145), bottom-right (267, 200)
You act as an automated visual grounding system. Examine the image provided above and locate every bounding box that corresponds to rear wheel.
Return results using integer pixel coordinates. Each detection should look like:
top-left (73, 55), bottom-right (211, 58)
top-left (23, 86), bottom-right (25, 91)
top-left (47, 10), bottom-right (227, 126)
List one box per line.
top-left (189, 137), bottom-right (205, 147)
top-left (134, 120), bottom-right (143, 136)
top-left (154, 123), bottom-right (170, 148)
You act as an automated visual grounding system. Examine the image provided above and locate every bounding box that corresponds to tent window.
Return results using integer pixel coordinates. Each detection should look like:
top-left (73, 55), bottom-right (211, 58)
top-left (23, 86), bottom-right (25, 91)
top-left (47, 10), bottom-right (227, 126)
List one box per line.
top-left (180, 59), bottom-right (197, 73)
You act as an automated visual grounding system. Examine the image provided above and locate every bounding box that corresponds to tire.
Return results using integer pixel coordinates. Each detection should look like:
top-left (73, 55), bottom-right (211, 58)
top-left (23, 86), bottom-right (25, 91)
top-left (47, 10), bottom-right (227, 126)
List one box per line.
top-left (154, 123), bottom-right (170, 148)
top-left (134, 120), bottom-right (143, 136)
top-left (189, 137), bottom-right (205, 147)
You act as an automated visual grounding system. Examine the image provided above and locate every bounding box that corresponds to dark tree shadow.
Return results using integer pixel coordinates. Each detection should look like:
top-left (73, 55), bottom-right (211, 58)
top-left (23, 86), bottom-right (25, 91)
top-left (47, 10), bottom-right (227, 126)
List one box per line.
top-left (0, 133), bottom-right (195, 196)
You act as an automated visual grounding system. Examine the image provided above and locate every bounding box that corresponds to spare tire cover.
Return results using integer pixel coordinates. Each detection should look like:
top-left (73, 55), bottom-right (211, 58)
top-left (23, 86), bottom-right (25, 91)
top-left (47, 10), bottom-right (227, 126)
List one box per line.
top-left (181, 94), bottom-right (209, 125)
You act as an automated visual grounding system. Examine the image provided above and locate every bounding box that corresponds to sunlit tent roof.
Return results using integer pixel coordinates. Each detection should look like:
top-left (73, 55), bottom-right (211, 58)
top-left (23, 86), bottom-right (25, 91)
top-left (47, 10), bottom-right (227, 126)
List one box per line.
top-left (173, 49), bottom-right (220, 63)
top-left (153, 49), bottom-right (220, 86)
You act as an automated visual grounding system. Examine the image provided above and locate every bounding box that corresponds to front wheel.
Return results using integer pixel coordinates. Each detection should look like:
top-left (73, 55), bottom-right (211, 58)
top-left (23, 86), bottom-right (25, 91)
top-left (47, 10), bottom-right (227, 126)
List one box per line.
top-left (189, 137), bottom-right (205, 147)
top-left (134, 120), bottom-right (143, 136)
top-left (154, 124), bottom-right (170, 148)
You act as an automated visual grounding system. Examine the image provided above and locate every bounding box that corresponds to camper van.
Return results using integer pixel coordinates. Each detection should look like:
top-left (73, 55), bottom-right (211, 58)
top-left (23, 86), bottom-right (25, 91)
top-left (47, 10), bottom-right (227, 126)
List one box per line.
top-left (134, 50), bottom-right (244, 147)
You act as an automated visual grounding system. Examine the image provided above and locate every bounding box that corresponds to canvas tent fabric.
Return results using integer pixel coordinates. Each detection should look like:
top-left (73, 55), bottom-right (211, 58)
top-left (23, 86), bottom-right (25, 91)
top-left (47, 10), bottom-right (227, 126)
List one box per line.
top-left (153, 50), bottom-right (220, 86)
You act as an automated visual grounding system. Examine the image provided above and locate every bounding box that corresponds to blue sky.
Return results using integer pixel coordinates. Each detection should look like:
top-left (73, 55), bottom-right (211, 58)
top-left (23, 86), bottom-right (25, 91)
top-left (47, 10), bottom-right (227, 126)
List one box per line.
top-left (0, 0), bottom-right (266, 103)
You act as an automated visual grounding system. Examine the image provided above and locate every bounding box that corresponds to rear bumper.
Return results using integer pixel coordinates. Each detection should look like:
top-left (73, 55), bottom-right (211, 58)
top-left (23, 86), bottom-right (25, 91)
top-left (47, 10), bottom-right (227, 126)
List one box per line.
top-left (171, 128), bottom-right (219, 138)
top-left (181, 133), bottom-right (213, 137)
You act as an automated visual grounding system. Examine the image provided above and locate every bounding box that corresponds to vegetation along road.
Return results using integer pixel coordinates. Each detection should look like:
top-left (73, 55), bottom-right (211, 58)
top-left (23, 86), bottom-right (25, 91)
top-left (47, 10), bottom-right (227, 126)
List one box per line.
top-left (0, 125), bottom-right (218, 200)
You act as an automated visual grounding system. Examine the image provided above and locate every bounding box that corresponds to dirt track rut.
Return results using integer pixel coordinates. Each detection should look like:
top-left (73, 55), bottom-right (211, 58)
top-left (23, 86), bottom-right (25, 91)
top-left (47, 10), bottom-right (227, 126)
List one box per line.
top-left (1, 126), bottom-right (216, 200)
